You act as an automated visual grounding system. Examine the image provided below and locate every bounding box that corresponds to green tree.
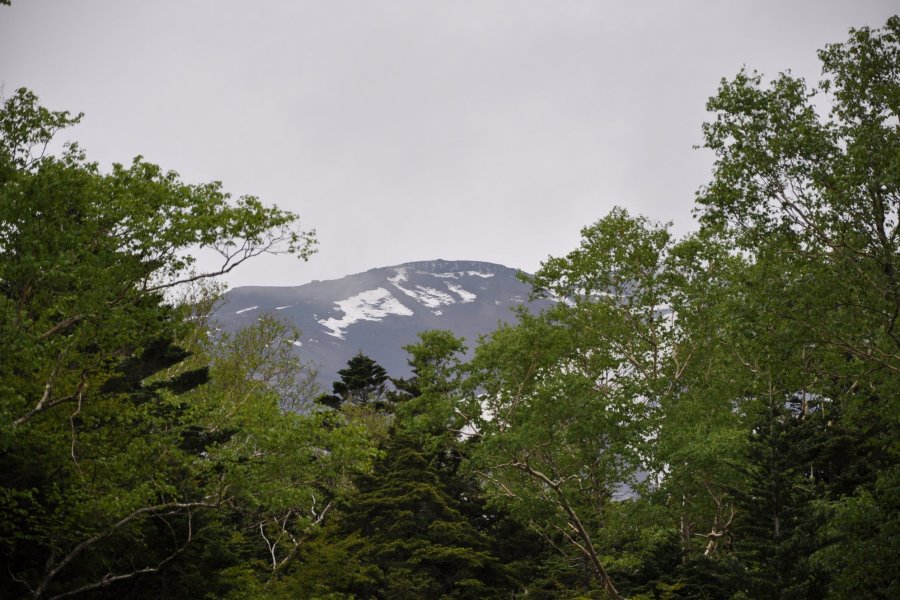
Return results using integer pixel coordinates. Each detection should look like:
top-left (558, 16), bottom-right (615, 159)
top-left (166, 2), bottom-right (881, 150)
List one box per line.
top-left (697, 17), bottom-right (899, 393)
top-left (728, 398), bottom-right (823, 599)
top-left (283, 331), bottom-right (543, 600)
top-left (460, 210), bottom-right (691, 598)
top-left (648, 231), bottom-right (750, 563)
top-left (390, 330), bottom-right (468, 433)
top-left (288, 432), bottom-right (524, 599)
top-left (692, 16), bottom-right (900, 597)
top-left (319, 351), bottom-right (389, 410)
top-left (0, 88), bottom-right (333, 599)
top-left (0, 87), bottom-right (316, 431)
top-left (172, 314), bottom-right (375, 598)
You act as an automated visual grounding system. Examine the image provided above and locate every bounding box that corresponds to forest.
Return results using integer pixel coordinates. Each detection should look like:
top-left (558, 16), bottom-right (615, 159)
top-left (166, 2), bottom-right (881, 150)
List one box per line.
top-left (1, 16), bottom-right (898, 600)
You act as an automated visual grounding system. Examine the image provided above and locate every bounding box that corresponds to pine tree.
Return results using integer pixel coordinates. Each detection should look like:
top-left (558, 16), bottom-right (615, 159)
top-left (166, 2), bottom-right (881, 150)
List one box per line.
top-left (286, 332), bottom-right (546, 599)
top-left (318, 352), bottom-right (390, 410)
top-left (728, 397), bottom-right (831, 599)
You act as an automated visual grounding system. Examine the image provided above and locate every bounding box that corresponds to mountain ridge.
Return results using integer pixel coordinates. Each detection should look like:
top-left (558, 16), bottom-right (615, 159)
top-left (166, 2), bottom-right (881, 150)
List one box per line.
top-left (213, 259), bottom-right (546, 385)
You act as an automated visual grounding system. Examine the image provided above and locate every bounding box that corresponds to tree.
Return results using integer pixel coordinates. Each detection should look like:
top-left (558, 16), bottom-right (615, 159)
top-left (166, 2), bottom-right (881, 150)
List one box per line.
top-left (390, 330), bottom-right (468, 434)
top-left (282, 332), bottom-right (543, 600)
top-left (170, 314), bottom-right (375, 598)
top-left (624, 226), bottom-right (747, 559)
top-left (287, 431), bottom-right (524, 599)
top-left (0, 87), bottom-right (316, 430)
top-left (692, 16), bottom-right (900, 597)
top-left (318, 351), bottom-right (389, 410)
top-left (0, 329), bottom-right (216, 600)
top-left (0, 88), bottom-right (329, 598)
top-left (697, 17), bottom-right (899, 388)
top-left (457, 209), bottom-right (692, 598)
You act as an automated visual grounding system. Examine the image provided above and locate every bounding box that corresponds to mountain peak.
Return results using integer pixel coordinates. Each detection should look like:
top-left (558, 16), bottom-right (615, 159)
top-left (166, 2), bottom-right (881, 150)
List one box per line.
top-left (215, 260), bottom-right (545, 385)
top-left (361, 258), bottom-right (518, 278)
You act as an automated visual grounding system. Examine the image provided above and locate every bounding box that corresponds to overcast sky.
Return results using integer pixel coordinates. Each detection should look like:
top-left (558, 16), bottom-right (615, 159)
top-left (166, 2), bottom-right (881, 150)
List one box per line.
top-left (2, 1), bottom-right (896, 288)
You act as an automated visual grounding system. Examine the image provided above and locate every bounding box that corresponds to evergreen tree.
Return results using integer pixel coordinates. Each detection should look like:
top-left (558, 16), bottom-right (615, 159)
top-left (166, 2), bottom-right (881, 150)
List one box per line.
top-left (284, 332), bottom-right (546, 599)
top-left (727, 398), bottom-right (825, 599)
top-left (290, 432), bottom-right (525, 599)
top-left (318, 352), bottom-right (390, 410)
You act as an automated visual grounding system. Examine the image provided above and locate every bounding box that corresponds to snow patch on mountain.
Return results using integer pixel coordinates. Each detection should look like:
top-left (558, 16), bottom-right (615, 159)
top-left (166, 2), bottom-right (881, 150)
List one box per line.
top-left (407, 286), bottom-right (455, 308)
top-left (388, 268), bottom-right (456, 308)
top-left (447, 283), bottom-right (476, 303)
top-left (235, 306), bottom-right (259, 314)
top-left (318, 288), bottom-right (413, 339)
top-left (387, 267), bottom-right (408, 282)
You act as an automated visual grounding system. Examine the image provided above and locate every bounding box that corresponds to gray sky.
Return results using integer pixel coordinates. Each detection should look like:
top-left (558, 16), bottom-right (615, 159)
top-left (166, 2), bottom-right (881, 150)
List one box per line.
top-left (2, 1), bottom-right (896, 288)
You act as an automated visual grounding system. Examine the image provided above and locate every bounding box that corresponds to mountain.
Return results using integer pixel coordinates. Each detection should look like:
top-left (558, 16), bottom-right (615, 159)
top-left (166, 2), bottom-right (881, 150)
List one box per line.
top-left (213, 260), bottom-right (548, 386)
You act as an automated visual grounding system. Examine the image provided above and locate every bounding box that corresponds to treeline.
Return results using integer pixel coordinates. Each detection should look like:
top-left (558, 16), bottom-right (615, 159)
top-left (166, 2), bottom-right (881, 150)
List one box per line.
top-left (2, 16), bottom-right (898, 600)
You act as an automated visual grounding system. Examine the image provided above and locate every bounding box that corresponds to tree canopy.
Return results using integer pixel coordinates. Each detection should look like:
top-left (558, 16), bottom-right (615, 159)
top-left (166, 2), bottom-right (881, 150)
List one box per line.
top-left (0, 88), bottom-right (373, 599)
top-left (2, 15), bottom-right (898, 599)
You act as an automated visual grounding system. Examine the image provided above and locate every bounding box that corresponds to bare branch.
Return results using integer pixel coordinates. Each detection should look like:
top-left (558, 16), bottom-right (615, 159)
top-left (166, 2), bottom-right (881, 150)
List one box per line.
top-left (38, 315), bottom-right (86, 340)
top-left (33, 500), bottom-right (220, 599)
top-left (508, 461), bottom-right (622, 599)
top-left (15, 373), bottom-right (86, 428)
top-left (144, 228), bottom-right (302, 294)
top-left (44, 512), bottom-right (196, 600)
top-left (69, 383), bottom-right (84, 466)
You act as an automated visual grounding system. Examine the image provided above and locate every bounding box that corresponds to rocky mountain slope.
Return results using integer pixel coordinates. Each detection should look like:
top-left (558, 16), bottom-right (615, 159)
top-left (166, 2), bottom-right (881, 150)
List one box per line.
top-left (213, 260), bottom-right (547, 385)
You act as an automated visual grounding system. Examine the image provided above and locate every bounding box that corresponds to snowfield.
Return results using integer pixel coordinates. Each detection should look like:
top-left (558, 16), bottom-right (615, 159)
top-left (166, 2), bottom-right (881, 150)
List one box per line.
top-left (388, 268), bottom-right (479, 307)
top-left (388, 268), bottom-right (457, 308)
top-left (447, 284), bottom-right (477, 303)
top-left (318, 287), bottom-right (414, 339)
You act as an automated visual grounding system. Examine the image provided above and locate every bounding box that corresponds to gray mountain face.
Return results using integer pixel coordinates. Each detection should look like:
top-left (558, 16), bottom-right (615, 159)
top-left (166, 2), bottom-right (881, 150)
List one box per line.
top-left (213, 260), bottom-right (547, 386)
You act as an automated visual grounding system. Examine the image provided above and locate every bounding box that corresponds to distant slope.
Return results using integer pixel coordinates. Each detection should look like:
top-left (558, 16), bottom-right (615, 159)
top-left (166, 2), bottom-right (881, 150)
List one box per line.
top-left (213, 260), bottom-right (547, 385)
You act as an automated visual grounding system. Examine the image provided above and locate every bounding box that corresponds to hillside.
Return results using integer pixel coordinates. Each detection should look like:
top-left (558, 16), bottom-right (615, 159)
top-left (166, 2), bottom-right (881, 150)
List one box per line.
top-left (213, 259), bottom-right (548, 383)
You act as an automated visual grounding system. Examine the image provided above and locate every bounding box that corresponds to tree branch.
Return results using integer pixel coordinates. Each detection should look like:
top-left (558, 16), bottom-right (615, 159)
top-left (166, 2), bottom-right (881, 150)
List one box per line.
top-left (14, 374), bottom-right (86, 427)
top-left (509, 461), bottom-right (622, 599)
top-left (44, 512), bottom-right (196, 600)
top-left (33, 500), bottom-right (220, 599)
top-left (38, 315), bottom-right (86, 340)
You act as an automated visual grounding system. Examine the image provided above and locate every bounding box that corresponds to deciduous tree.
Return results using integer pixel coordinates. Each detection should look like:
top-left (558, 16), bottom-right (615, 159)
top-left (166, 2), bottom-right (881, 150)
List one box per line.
top-left (0, 88), bottom-right (330, 599)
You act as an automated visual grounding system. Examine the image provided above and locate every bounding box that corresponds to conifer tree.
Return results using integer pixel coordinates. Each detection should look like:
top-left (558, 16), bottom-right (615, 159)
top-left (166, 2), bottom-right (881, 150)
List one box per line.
top-left (318, 352), bottom-right (390, 410)
top-left (285, 332), bottom-right (545, 599)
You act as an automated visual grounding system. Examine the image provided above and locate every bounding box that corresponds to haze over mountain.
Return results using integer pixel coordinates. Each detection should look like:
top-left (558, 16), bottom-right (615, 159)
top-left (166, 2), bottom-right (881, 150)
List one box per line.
top-left (213, 260), bottom-right (548, 385)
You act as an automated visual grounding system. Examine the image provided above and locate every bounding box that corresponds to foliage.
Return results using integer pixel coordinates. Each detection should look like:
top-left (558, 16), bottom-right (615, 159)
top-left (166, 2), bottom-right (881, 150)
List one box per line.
top-left (811, 467), bottom-right (900, 599)
top-left (0, 89), bottom-right (359, 599)
top-left (318, 351), bottom-right (389, 410)
top-left (3, 14), bottom-right (899, 598)
top-left (286, 432), bottom-right (517, 599)
top-left (697, 17), bottom-right (899, 394)
top-left (392, 330), bottom-right (468, 435)
top-left (0, 87), bottom-right (316, 434)
top-left (183, 315), bottom-right (375, 581)
top-left (694, 15), bottom-right (900, 596)
top-left (456, 209), bottom-right (686, 598)
top-left (281, 334), bottom-right (545, 599)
